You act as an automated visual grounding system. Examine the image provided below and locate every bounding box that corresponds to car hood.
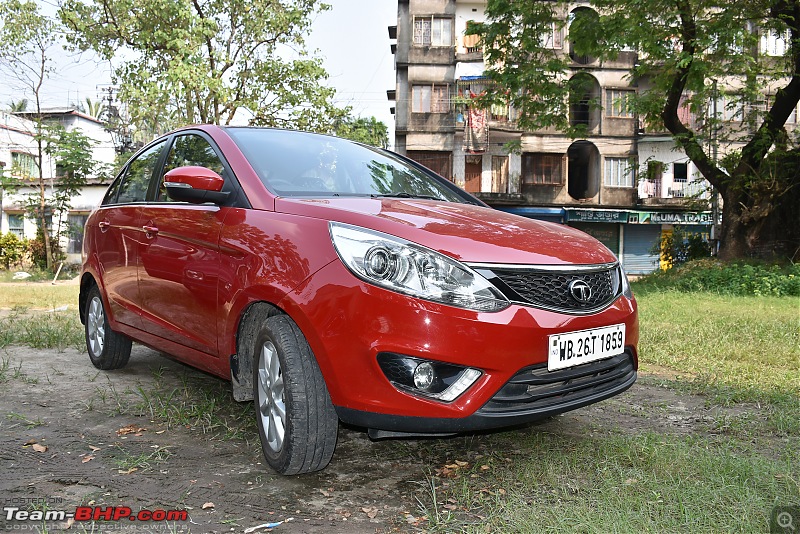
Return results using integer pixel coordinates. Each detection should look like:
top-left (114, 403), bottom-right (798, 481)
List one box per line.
top-left (275, 197), bottom-right (617, 266)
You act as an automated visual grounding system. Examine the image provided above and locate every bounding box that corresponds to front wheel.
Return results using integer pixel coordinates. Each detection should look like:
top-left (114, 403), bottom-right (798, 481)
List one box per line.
top-left (84, 285), bottom-right (132, 370)
top-left (253, 315), bottom-right (338, 475)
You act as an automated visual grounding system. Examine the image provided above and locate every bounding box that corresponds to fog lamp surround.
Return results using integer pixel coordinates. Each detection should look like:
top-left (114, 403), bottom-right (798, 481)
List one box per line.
top-left (377, 353), bottom-right (482, 403)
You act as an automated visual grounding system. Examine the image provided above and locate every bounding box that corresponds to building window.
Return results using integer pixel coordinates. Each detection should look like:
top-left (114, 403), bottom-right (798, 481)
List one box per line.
top-left (412, 84), bottom-right (450, 113)
top-left (522, 153), bottom-right (563, 185)
top-left (605, 157), bottom-right (635, 187)
top-left (7, 214), bottom-right (24, 238)
top-left (406, 151), bottom-right (453, 181)
top-left (413, 16), bottom-right (452, 47)
top-left (11, 152), bottom-right (37, 179)
top-left (491, 156), bottom-right (509, 193)
top-left (539, 22), bottom-right (563, 49)
top-left (463, 21), bottom-right (481, 52)
top-left (606, 89), bottom-right (635, 118)
top-left (673, 162), bottom-right (688, 182)
top-left (67, 214), bottom-right (88, 254)
top-left (710, 95), bottom-right (745, 121)
top-left (761, 30), bottom-right (789, 56)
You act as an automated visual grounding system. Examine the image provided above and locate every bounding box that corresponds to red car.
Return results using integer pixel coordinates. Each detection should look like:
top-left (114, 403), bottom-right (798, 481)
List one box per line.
top-left (80, 126), bottom-right (638, 475)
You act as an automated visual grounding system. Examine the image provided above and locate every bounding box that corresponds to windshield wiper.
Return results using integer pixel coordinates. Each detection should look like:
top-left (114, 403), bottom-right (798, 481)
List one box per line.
top-left (371, 192), bottom-right (442, 201)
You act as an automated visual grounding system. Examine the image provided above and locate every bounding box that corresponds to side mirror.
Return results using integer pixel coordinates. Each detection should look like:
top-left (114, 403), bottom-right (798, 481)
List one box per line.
top-left (164, 166), bottom-right (230, 204)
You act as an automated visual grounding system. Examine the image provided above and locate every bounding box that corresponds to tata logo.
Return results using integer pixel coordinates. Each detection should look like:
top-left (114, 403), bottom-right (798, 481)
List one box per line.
top-left (569, 280), bottom-right (593, 303)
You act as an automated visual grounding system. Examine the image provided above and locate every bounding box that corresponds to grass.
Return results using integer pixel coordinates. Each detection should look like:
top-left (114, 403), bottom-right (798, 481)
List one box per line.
top-left (416, 431), bottom-right (799, 533)
top-left (0, 282), bottom-right (78, 309)
top-left (0, 310), bottom-right (85, 351)
top-left (130, 371), bottom-right (255, 440)
top-left (412, 284), bottom-right (799, 533)
top-left (1, 276), bottom-right (798, 532)
top-left (0, 281), bottom-right (82, 351)
top-left (112, 445), bottom-right (173, 472)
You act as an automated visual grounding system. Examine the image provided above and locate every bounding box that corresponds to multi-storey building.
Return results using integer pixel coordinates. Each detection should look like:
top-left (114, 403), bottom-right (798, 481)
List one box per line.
top-left (389, 0), bottom-right (795, 273)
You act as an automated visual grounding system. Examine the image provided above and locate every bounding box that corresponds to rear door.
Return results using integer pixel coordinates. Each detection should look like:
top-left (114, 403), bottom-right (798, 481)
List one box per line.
top-left (137, 132), bottom-right (233, 356)
top-left (89, 140), bottom-right (167, 328)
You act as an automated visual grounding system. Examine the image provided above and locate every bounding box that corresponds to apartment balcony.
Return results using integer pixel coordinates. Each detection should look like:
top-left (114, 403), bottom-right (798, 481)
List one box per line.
top-left (638, 179), bottom-right (709, 206)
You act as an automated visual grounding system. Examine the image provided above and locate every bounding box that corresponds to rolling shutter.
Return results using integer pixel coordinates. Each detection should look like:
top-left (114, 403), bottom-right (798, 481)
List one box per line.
top-left (623, 225), bottom-right (661, 274)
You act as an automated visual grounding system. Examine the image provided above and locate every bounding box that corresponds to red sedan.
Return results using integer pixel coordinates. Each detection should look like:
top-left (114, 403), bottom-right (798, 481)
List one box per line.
top-left (80, 126), bottom-right (638, 475)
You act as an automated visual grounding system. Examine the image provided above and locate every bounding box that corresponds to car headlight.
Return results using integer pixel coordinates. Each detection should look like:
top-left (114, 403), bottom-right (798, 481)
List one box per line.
top-left (619, 264), bottom-right (633, 299)
top-left (329, 222), bottom-right (510, 312)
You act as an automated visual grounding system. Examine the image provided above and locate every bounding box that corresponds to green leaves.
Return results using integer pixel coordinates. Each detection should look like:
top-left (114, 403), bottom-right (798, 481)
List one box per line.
top-left (60, 0), bottom-right (339, 133)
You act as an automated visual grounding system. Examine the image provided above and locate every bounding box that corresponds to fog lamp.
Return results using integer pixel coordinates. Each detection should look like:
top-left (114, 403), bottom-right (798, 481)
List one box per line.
top-left (377, 353), bottom-right (482, 403)
top-left (413, 362), bottom-right (436, 390)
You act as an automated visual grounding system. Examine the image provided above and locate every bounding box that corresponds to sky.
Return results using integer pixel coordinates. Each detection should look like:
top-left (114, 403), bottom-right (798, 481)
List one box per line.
top-left (0, 0), bottom-right (398, 145)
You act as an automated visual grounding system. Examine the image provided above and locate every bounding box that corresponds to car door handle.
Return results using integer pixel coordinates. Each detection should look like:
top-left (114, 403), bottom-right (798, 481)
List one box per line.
top-left (143, 225), bottom-right (159, 238)
top-left (98, 221), bottom-right (110, 231)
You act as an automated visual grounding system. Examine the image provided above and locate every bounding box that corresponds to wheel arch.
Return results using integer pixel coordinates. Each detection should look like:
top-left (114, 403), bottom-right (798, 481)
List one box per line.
top-left (230, 301), bottom-right (284, 402)
top-left (78, 272), bottom-right (98, 325)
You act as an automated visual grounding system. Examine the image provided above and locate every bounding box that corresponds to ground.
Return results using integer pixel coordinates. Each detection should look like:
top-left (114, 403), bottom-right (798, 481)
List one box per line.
top-left (0, 342), bottom-right (783, 533)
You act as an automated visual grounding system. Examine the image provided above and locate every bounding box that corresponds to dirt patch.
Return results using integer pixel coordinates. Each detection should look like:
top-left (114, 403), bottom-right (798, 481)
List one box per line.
top-left (0, 344), bottom-right (779, 533)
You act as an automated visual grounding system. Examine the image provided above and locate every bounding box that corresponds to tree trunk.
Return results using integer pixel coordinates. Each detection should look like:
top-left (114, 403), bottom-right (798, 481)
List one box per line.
top-left (39, 181), bottom-right (53, 271)
top-left (716, 189), bottom-right (749, 261)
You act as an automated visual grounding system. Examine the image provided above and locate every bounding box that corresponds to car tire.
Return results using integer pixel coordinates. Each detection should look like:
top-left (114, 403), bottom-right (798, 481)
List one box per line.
top-left (253, 314), bottom-right (338, 475)
top-left (84, 285), bottom-right (132, 370)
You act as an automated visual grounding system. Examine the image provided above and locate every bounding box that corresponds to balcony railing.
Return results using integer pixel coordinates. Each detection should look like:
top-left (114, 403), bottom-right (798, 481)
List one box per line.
top-left (640, 179), bottom-right (709, 200)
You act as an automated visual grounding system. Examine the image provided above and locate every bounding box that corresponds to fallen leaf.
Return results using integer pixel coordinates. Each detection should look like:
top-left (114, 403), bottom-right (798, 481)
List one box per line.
top-left (89, 445), bottom-right (101, 452)
top-left (116, 424), bottom-right (146, 436)
top-left (155, 430), bottom-right (166, 434)
top-left (361, 507), bottom-right (378, 519)
top-left (24, 439), bottom-right (37, 446)
top-left (202, 502), bottom-right (214, 510)
top-left (118, 467), bottom-right (138, 474)
top-left (480, 464), bottom-right (490, 471)
top-left (455, 460), bottom-right (468, 467)
top-left (443, 504), bottom-right (458, 511)
top-left (82, 455), bottom-right (94, 463)
top-left (319, 489), bottom-right (330, 497)
top-left (624, 478), bottom-right (638, 485)
top-left (32, 443), bottom-right (47, 453)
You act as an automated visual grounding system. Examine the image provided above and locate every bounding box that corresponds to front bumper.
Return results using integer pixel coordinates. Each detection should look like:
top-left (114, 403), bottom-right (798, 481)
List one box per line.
top-left (336, 351), bottom-right (636, 433)
top-left (281, 260), bottom-right (639, 427)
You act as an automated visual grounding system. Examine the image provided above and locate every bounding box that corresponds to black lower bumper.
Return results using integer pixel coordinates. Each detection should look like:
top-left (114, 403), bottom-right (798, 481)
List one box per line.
top-left (336, 351), bottom-right (637, 434)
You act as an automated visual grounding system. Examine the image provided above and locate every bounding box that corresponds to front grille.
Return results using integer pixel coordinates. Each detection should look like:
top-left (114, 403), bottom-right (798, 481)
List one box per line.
top-left (477, 352), bottom-right (635, 416)
top-left (476, 264), bottom-right (619, 314)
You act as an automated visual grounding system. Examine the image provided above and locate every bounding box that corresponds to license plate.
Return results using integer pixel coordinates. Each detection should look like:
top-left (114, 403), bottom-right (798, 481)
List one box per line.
top-left (547, 324), bottom-right (626, 371)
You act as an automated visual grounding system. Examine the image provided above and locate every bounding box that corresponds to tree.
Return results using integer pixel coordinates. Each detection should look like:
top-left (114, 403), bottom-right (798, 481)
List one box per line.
top-left (333, 115), bottom-right (389, 148)
top-left (60, 0), bottom-right (347, 134)
top-left (83, 97), bottom-right (106, 120)
top-left (0, 0), bottom-right (99, 269)
top-left (7, 99), bottom-right (28, 112)
top-left (0, 0), bottom-right (60, 269)
top-left (470, 0), bottom-right (800, 260)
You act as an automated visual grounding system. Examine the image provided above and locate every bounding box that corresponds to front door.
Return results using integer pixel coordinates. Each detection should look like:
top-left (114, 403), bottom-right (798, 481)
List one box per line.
top-left (464, 156), bottom-right (482, 193)
top-left (137, 133), bottom-right (230, 356)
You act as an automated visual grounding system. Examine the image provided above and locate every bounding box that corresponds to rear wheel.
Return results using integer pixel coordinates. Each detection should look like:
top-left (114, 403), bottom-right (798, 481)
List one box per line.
top-left (254, 315), bottom-right (338, 475)
top-left (84, 285), bottom-right (132, 370)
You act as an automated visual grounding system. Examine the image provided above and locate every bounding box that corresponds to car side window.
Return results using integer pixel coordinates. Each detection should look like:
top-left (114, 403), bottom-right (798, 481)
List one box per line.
top-left (157, 134), bottom-right (227, 202)
top-left (116, 141), bottom-right (167, 204)
top-left (101, 173), bottom-right (123, 205)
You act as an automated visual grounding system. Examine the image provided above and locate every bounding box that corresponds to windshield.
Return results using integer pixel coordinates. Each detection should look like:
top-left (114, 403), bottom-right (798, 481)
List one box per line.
top-left (225, 128), bottom-right (475, 204)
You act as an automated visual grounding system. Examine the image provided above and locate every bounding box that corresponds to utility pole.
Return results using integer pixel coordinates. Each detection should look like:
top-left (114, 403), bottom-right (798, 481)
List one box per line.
top-left (710, 79), bottom-right (720, 256)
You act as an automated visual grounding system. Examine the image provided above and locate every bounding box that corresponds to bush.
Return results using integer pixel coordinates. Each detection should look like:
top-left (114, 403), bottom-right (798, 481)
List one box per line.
top-left (636, 259), bottom-right (800, 296)
top-left (651, 226), bottom-right (712, 268)
top-left (27, 227), bottom-right (63, 271)
top-left (0, 232), bottom-right (28, 269)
